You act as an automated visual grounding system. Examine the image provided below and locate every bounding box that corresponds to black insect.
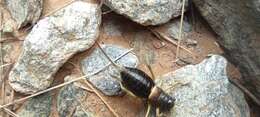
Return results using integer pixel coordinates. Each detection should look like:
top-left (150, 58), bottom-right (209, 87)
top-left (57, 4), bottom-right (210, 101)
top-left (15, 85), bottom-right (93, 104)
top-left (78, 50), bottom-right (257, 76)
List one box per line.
top-left (96, 42), bottom-right (175, 117)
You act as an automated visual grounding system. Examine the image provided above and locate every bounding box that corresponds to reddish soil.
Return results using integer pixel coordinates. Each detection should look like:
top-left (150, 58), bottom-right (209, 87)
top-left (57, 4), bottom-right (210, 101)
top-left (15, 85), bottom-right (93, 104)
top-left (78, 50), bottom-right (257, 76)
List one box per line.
top-left (1, 0), bottom-right (259, 117)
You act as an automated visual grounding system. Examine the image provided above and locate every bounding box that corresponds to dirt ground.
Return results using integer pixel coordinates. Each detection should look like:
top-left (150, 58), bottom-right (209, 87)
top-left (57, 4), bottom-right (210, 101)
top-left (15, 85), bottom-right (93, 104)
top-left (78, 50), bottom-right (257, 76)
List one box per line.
top-left (1, 0), bottom-right (260, 117)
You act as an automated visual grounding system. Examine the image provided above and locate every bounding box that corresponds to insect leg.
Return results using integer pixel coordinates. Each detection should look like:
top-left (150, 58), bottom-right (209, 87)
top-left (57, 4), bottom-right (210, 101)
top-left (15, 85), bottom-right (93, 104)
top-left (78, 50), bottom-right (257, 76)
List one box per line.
top-left (145, 103), bottom-right (156, 117)
top-left (119, 82), bottom-right (137, 98)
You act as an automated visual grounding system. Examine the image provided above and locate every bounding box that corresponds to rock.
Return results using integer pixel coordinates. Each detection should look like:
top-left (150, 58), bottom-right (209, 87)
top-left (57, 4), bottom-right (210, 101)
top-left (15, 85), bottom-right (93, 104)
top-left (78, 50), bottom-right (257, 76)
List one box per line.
top-left (57, 76), bottom-right (89, 117)
top-left (81, 44), bottom-right (138, 96)
top-left (17, 93), bottom-right (52, 117)
top-left (104, 0), bottom-right (188, 26)
top-left (193, 0), bottom-right (260, 99)
top-left (4, 0), bottom-right (43, 29)
top-left (175, 56), bottom-right (193, 66)
top-left (156, 55), bottom-right (250, 117)
top-left (73, 106), bottom-right (94, 117)
top-left (166, 19), bottom-right (192, 40)
top-left (8, 1), bottom-right (101, 94)
top-left (184, 38), bottom-right (197, 47)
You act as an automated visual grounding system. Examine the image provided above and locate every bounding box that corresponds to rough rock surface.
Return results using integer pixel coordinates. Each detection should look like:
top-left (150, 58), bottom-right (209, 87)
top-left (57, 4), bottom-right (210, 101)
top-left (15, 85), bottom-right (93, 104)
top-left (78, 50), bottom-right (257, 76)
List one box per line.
top-left (17, 93), bottom-right (52, 117)
top-left (104, 0), bottom-right (188, 26)
top-left (9, 1), bottom-right (101, 94)
top-left (73, 106), bottom-right (94, 117)
top-left (156, 55), bottom-right (250, 117)
top-left (193, 0), bottom-right (260, 99)
top-left (81, 44), bottom-right (138, 96)
top-left (57, 76), bottom-right (91, 117)
top-left (166, 19), bottom-right (192, 40)
top-left (5, 0), bottom-right (43, 29)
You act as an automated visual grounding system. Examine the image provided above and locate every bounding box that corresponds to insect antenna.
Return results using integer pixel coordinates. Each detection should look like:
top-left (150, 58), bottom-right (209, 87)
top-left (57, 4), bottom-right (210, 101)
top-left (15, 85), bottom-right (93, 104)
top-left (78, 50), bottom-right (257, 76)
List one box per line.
top-left (96, 42), bottom-right (126, 72)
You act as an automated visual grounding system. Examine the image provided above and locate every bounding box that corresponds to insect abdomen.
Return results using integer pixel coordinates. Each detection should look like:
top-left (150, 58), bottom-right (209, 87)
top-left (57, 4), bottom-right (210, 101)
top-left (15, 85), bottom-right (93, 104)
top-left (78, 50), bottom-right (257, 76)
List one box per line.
top-left (120, 67), bottom-right (155, 98)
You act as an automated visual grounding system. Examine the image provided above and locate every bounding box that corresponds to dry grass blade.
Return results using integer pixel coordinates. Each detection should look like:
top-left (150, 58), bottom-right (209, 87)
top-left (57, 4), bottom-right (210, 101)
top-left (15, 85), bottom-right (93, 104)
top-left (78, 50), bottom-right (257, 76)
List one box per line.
top-left (0, 63), bottom-right (13, 68)
top-left (74, 83), bottom-right (94, 93)
top-left (83, 80), bottom-right (120, 117)
top-left (43, 0), bottom-right (76, 18)
top-left (0, 10), bottom-right (6, 117)
top-left (0, 76), bottom-right (86, 109)
top-left (175, 0), bottom-right (186, 60)
top-left (0, 48), bottom-right (133, 110)
top-left (149, 29), bottom-right (196, 58)
top-left (3, 108), bottom-right (19, 117)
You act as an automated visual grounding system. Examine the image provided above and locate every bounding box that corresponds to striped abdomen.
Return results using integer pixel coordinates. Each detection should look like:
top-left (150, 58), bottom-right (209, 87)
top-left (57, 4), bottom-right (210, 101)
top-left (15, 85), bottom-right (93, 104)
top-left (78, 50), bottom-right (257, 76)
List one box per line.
top-left (120, 67), bottom-right (155, 98)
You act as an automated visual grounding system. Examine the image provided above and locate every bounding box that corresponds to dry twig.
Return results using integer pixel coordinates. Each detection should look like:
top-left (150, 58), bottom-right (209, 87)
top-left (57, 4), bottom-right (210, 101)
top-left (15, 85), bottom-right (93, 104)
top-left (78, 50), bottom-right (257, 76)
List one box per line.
top-left (175, 0), bottom-right (186, 60)
top-left (3, 108), bottom-right (19, 117)
top-left (43, 0), bottom-right (76, 18)
top-left (83, 80), bottom-right (120, 117)
top-left (0, 48), bottom-right (133, 110)
top-left (0, 63), bottom-right (13, 68)
top-left (228, 78), bottom-right (260, 106)
top-left (1, 10), bottom-right (6, 117)
top-left (149, 29), bottom-right (196, 58)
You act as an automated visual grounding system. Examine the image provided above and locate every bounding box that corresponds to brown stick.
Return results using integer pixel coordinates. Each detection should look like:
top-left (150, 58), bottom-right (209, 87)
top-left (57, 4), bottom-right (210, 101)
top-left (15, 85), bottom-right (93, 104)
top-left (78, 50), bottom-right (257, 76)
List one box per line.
top-left (149, 29), bottom-right (196, 58)
top-left (228, 78), bottom-right (260, 106)
top-left (74, 84), bottom-right (94, 93)
top-left (0, 10), bottom-right (6, 117)
top-left (0, 76), bottom-right (86, 109)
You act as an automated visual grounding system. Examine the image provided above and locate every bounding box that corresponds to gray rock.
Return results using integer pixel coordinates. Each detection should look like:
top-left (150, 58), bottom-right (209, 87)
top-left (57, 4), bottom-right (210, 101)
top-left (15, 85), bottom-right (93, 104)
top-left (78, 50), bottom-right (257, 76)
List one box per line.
top-left (73, 106), bottom-right (94, 117)
top-left (184, 38), bottom-right (198, 47)
top-left (8, 1), bottom-right (101, 94)
top-left (104, 0), bottom-right (188, 26)
top-left (81, 44), bottom-right (138, 96)
top-left (5, 0), bottom-right (43, 29)
top-left (192, 0), bottom-right (260, 99)
top-left (57, 76), bottom-right (89, 117)
top-left (17, 93), bottom-right (52, 117)
top-left (166, 19), bottom-right (192, 40)
top-left (156, 55), bottom-right (250, 117)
